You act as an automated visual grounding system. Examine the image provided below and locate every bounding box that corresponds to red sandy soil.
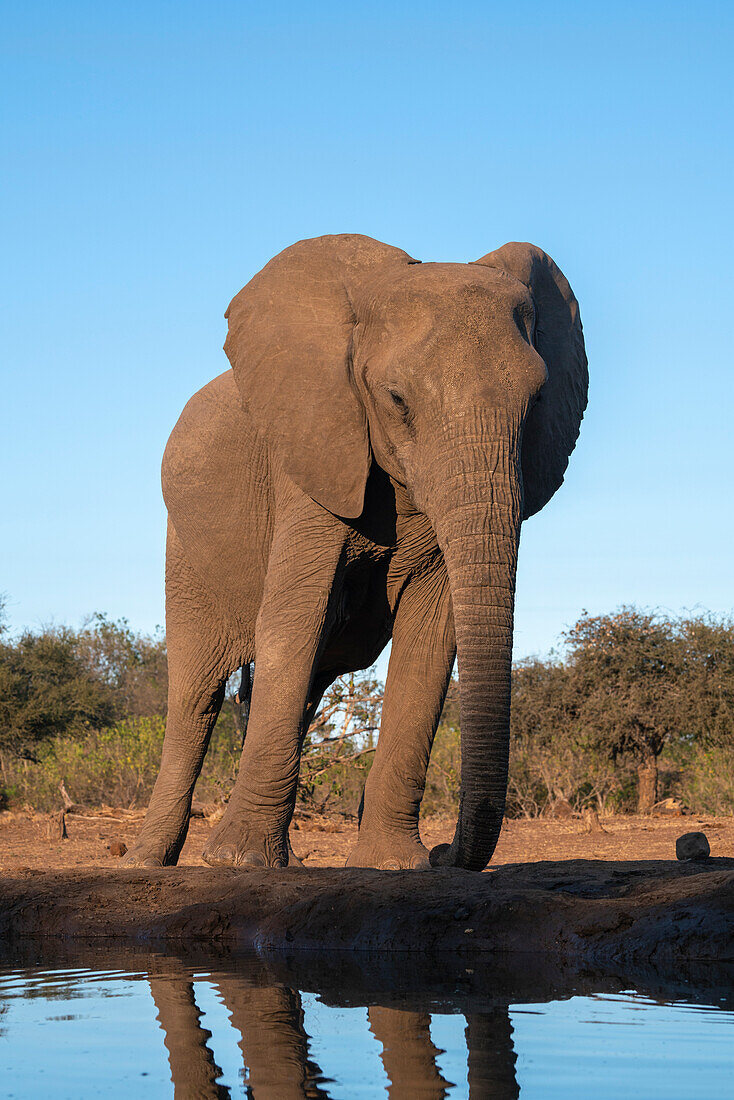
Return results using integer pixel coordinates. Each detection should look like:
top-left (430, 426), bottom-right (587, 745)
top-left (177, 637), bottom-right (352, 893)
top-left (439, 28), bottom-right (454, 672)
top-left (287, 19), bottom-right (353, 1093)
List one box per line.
top-left (0, 807), bottom-right (732, 872)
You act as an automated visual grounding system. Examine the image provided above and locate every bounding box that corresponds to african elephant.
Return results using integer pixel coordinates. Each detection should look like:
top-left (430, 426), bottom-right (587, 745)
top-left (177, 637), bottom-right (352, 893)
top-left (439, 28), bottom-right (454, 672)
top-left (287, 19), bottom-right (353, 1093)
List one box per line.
top-left (124, 233), bottom-right (587, 872)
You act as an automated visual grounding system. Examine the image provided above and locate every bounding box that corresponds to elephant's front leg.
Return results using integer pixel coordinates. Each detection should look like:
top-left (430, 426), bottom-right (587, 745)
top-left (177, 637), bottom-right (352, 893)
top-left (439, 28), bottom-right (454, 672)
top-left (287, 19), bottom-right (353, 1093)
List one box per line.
top-left (203, 506), bottom-right (344, 869)
top-left (346, 563), bottom-right (455, 870)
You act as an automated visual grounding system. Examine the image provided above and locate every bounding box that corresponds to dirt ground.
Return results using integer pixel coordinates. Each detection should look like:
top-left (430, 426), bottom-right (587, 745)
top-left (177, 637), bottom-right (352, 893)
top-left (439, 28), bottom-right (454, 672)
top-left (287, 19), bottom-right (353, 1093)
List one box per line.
top-left (0, 807), bottom-right (731, 872)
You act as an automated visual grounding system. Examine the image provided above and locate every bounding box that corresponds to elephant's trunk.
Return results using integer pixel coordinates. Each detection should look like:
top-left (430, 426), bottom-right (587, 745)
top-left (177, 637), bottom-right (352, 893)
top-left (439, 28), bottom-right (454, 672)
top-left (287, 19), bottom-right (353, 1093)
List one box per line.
top-left (425, 409), bottom-right (522, 871)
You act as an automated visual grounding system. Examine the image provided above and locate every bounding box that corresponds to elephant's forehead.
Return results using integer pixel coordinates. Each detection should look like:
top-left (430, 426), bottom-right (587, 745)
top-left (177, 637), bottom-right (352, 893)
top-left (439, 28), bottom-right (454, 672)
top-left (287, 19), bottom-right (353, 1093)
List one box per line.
top-left (363, 262), bottom-right (531, 334)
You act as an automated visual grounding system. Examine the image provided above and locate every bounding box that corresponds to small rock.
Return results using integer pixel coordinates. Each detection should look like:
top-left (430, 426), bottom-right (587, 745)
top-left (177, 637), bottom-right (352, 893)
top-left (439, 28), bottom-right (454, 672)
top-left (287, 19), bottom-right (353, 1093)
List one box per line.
top-left (584, 808), bottom-right (607, 834)
top-left (676, 832), bottom-right (710, 862)
top-left (109, 840), bottom-right (128, 858)
top-left (453, 905), bottom-right (470, 920)
top-left (548, 799), bottom-right (574, 820)
top-left (653, 797), bottom-right (686, 816)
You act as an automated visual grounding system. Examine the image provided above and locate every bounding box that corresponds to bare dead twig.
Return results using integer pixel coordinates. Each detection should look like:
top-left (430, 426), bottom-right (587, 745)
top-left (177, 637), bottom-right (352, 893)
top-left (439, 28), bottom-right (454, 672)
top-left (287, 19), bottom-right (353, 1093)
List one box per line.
top-left (303, 745), bottom-right (377, 782)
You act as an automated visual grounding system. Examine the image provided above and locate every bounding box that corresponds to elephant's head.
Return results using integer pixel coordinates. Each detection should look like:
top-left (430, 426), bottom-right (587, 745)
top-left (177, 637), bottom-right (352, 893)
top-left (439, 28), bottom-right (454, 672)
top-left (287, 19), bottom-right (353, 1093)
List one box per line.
top-left (224, 234), bottom-right (587, 870)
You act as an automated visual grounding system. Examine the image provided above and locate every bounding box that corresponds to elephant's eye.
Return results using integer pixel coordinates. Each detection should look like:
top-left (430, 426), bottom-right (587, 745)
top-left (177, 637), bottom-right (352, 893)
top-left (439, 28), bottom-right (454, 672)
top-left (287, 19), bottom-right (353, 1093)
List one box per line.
top-left (388, 389), bottom-right (408, 413)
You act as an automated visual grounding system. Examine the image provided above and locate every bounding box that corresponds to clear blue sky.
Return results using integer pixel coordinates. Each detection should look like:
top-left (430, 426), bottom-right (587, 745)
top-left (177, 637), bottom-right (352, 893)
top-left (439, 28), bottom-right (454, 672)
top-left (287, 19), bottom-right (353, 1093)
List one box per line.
top-left (2, 0), bottom-right (732, 670)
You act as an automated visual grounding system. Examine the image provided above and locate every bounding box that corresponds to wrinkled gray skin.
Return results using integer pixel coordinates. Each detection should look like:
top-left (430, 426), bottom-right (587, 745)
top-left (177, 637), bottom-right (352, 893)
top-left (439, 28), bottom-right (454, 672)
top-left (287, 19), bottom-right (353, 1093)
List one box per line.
top-left (124, 234), bottom-right (587, 873)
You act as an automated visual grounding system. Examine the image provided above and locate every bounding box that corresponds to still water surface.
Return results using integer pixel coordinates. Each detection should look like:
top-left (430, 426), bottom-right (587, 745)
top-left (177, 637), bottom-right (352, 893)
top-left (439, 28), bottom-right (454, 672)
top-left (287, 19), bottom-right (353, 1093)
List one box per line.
top-left (0, 951), bottom-right (732, 1098)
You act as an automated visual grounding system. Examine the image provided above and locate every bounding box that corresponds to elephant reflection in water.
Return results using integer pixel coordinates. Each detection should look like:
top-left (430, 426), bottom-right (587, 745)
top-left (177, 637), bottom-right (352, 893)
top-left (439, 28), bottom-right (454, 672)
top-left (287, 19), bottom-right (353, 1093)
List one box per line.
top-left (368, 1006), bottom-right (452, 1097)
top-left (149, 975), bottom-right (328, 1098)
top-left (148, 977), bottom-right (230, 1099)
top-left (149, 969), bottom-right (519, 1098)
top-left (369, 1005), bottom-right (519, 1099)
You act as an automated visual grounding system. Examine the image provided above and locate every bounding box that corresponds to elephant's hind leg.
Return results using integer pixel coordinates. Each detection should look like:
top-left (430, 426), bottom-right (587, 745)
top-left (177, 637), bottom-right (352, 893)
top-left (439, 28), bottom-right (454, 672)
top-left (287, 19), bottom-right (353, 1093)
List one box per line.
top-left (124, 524), bottom-right (246, 868)
top-left (346, 562), bottom-right (455, 870)
top-left (202, 497), bottom-right (345, 870)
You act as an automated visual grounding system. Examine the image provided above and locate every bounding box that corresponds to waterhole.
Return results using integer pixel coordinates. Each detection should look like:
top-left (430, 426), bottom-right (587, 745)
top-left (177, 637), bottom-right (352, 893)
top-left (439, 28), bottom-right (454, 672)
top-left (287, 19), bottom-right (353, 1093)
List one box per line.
top-left (0, 947), bottom-right (732, 1097)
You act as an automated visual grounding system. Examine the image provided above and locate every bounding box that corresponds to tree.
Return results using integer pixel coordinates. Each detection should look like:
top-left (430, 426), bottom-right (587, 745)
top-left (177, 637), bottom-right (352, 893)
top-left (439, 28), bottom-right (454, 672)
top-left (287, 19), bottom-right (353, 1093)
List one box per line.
top-left (0, 626), bottom-right (117, 758)
top-left (564, 608), bottom-right (684, 813)
top-left (75, 613), bottom-right (168, 718)
top-left (677, 613), bottom-right (734, 747)
top-left (510, 658), bottom-right (575, 814)
top-left (0, 611), bottom-right (167, 763)
top-left (298, 670), bottom-right (383, 812)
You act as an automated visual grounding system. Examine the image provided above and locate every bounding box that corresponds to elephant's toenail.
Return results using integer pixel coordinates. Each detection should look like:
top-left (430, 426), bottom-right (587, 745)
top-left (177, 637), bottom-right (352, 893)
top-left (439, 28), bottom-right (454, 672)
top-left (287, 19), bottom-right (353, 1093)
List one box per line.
top-left (239, 851), bottom-right (267, 867)
top-left (203, 843), bottom-right (239, 866)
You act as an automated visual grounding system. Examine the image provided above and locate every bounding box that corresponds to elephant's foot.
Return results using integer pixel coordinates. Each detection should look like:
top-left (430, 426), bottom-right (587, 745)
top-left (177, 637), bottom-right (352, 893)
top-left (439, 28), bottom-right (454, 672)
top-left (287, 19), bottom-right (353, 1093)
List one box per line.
top-left (345, 831), bottom-right (431, 870)
top-left (286, 839), bottom-right (304, 867)
top-left (121, 837), bottom-right (178, 869)
top-left (202, 813), bottom-right (290, 869)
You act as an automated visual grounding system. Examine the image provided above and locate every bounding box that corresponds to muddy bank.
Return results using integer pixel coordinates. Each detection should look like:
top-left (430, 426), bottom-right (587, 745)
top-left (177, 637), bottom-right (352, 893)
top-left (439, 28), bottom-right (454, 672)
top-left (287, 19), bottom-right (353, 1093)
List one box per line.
top-left (1, 857), bottom-right (732, 966)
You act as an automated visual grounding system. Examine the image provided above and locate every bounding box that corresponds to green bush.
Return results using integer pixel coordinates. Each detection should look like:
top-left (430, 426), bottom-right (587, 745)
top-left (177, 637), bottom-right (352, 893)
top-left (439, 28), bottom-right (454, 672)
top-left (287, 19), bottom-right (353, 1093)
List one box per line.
top-left (665, 742), bottom-right (734, 816)
top-left (423, 711), bottom-right (633, 819)
top-left (1, 605), bottom-right (733, 821)
top-left (0, 717), bottom-right (166, 811)
top-left (423, 723), bottom-right (461, 815)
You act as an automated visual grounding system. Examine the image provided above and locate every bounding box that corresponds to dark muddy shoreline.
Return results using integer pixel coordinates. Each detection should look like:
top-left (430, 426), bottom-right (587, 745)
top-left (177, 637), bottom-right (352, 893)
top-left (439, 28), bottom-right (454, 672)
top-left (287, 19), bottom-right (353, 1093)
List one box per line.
top-left (1, 858), bottom-right (732, 972)
top-left (2, 936), bottom-right (733, 1020)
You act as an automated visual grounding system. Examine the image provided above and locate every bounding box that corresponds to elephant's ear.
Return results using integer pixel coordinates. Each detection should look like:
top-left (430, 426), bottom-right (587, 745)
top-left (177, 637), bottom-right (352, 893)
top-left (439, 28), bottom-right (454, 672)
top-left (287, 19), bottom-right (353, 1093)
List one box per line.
top-left (224, 234), bottom-right (418, 518)
top-left (475, 243), bottom-right (588, 518)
